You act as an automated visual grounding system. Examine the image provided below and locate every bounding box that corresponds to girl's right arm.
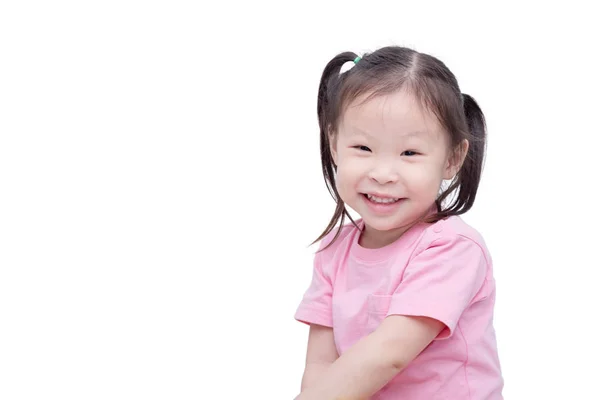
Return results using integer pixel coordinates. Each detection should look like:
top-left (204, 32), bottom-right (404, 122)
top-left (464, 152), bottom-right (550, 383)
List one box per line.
top-left (300, 324), bottom-right (339, 391)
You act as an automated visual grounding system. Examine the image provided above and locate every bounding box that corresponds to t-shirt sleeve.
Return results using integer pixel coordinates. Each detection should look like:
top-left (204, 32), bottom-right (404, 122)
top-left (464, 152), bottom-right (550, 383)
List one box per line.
top-left (294, 248), bottom-right (334, 328)
top-left (387, 232), bottom-right (488, 340)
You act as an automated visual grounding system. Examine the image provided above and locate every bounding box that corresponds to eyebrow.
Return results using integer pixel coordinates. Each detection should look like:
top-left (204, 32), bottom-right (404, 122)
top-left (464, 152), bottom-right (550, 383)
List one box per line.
top-left (350, 127), bottom-right (430, 138)
top-left (400, 130), bottom-right (429, 138)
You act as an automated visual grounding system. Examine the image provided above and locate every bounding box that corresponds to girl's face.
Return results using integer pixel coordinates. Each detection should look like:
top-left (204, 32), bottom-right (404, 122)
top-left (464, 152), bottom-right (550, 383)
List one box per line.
top-left (330, 89), bottom-right (466, 247)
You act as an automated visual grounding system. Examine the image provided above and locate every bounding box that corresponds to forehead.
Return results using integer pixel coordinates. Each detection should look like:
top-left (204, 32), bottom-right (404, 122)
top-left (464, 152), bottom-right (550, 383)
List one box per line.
top-left (340, 89), bottom-right (443, 140)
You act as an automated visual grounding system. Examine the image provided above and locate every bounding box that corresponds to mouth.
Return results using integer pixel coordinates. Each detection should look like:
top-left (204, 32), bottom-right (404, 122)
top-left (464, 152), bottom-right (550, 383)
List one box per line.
top-left (362, 193), bottom-right (403, 204)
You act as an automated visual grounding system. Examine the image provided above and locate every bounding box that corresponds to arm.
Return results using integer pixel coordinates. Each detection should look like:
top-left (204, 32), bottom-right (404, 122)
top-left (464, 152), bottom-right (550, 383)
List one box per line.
top-left (296, 233), bottom-right (489, 399)
top-left (300, 324), bottom-right (339, 392)
top-left (295, 315), bottom-right (444, 400)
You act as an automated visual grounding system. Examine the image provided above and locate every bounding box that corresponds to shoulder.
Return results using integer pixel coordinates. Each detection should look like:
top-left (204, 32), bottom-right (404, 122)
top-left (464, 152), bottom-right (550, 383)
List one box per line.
top-left (315, 219), bottom-right (360, 259)
top-left (415, 216), bottom-right (491, 263)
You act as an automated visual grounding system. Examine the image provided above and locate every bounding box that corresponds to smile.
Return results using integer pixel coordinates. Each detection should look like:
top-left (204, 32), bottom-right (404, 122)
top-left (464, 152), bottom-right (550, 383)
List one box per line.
top-left (363, 193), bottom-right (402, 204)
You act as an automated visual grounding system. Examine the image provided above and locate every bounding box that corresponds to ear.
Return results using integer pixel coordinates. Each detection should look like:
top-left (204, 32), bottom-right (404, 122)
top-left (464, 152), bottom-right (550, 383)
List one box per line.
top-left (329, 131), bottom-right (338, 165)
top-left (443, 139), bottom-right (469, 180)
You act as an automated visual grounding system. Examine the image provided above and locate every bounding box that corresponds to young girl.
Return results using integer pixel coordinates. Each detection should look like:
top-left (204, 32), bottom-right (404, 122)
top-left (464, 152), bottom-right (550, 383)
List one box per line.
top-left (294, 46), bottom-right (503, 400)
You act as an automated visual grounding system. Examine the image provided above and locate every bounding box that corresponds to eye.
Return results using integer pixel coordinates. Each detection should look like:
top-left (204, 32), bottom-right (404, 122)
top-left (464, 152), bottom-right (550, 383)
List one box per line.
top-left (402, 150), bottom-right (418, 156)
top-left (353, 145), bottom-right (372, 152)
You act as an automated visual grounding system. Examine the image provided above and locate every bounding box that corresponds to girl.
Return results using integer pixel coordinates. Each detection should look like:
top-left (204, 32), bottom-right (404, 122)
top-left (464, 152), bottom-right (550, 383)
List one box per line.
top-left (294, 46), bottom-right (503, 400)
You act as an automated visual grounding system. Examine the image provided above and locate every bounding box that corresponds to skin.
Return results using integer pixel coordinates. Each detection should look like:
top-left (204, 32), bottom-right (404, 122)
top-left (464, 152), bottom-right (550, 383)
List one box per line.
top-left (295, 89), bottom-right (468, 400)
top-left (331, 89), bottom-right (467, 248)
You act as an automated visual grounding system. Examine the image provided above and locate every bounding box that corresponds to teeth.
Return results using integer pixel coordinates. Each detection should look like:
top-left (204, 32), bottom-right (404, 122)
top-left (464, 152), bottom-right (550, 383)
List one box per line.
top-left (367, 194), bottom-right (399, 204)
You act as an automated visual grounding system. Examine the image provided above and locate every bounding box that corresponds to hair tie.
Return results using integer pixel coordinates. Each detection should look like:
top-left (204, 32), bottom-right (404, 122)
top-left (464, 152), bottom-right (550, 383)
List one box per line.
top-left (353, 56), bottom-right (361, 64)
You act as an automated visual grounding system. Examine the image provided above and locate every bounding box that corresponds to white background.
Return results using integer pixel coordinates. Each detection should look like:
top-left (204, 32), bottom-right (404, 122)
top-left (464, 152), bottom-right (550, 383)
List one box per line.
top-left (1, 1), bottom-right (599, 399)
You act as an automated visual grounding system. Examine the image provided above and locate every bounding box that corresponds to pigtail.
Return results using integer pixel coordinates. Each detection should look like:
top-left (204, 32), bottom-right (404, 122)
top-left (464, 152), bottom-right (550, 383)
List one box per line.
top-left (312, 52), bottom-right (360, 248)
top-left (442, 93), bottom-right (487, 215)
top-left (309, 46), bottom-right (489, 239)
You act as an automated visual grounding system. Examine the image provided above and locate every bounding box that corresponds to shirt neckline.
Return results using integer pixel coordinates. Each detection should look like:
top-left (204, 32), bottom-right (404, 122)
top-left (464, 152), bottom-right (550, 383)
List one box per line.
top-left (349, 219), bottom-right (430, 264)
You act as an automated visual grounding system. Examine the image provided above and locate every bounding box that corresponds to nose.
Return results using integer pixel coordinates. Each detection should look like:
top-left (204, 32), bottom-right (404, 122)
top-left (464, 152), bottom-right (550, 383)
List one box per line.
top-left (368, 162), bottom-right (399, 185)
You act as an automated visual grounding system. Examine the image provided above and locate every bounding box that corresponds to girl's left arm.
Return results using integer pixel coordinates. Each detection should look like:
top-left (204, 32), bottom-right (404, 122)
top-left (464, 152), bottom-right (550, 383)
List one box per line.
top-left (294, 314), bottom-right (444, 400)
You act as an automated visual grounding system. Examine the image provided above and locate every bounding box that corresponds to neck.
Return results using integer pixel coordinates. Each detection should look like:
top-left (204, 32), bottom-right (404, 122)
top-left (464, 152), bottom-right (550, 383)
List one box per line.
top-left (359, 223), bottom-right (412, 249)
top-left (358, 206), bottom-right (437, 249)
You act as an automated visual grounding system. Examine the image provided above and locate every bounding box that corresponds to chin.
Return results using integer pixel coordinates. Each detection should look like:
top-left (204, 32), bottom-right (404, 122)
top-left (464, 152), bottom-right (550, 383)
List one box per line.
top-left (362, 216), bottom-right (408, 233)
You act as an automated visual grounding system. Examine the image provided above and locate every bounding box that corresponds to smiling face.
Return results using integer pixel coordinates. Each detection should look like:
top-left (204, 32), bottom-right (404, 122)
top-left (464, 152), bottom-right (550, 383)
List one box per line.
top-left (330, 89), bottom-right (466, 247)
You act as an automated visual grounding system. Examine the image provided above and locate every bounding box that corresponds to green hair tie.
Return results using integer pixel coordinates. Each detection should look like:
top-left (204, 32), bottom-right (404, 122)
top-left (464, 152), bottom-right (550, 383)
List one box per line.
top-left (354, 56), bottom-right (361, 64)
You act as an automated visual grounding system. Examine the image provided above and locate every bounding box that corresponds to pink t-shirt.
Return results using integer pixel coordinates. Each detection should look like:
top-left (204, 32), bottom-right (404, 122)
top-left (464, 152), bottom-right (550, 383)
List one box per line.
top-left (295, 216), bottom-right (503, 399)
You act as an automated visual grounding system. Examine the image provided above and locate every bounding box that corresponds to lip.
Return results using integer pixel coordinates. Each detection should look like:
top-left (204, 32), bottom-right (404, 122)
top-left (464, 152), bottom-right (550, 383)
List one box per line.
top-left (363, 192), bottom-right (399, 199)
top-left (361, 193), bottom-right (405, 214)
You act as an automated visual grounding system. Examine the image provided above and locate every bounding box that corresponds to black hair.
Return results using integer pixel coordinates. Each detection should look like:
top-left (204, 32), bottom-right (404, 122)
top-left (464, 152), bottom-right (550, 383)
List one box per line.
top-left (314, 46), bottom-right (486, 248)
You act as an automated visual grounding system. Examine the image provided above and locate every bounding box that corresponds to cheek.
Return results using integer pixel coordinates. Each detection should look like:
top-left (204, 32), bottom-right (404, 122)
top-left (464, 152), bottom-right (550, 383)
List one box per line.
top-left (335, 158), bottom-right (365, 187)
top-left (406, 163), bottom-right (444, 191)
